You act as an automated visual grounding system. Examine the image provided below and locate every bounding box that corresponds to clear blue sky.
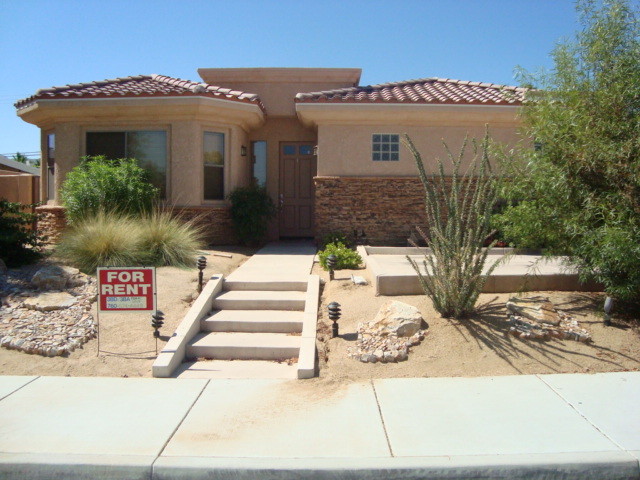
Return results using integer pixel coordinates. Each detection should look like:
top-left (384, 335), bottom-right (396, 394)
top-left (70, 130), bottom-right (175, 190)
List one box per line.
top-left (0, 0), bottom-right (580, 157)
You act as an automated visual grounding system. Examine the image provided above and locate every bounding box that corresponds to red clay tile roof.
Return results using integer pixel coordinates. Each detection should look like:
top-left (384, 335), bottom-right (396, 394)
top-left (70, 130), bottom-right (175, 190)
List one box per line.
top-left (15, 74), bottom-right (265, 111)
top-left (295, 77), bottom-right (526, 105)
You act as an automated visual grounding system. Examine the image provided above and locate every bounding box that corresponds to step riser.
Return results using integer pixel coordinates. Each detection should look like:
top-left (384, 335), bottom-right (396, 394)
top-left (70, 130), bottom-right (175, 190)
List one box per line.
top-left (212, 299), bottom-right (305, 311)
top-left (224, 281), bottom-right (308, 292)
top-left (187, 345), bottom-right (300, 361)
top-left (202, 320), bottom-right (302, 334)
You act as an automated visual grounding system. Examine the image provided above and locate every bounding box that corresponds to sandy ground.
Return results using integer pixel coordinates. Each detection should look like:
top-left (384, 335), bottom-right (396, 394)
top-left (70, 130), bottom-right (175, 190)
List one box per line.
top-left (2, 250), bottom-right (639, 380)
top-left (0, 247), bottom-right (253, 378)
top-left (313, 264), bottom-right (640, 382)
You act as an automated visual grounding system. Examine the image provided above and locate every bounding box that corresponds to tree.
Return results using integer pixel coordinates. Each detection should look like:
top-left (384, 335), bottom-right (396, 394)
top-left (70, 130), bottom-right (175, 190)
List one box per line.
top-left (494, 0), bottom-right (640, 302)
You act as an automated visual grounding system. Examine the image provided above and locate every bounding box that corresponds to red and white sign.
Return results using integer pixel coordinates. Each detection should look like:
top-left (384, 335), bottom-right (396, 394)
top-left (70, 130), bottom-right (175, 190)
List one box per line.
top-left (97, 267), bottom-right (156, 312)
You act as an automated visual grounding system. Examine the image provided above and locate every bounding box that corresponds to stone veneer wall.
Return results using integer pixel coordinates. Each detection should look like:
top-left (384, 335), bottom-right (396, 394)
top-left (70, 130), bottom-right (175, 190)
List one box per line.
top-left (36, 206), bottom-right (67, 244)
top-left (171, 206), bottom-right (237, 245)
top-left (35, 205), bottom-right (237, 246)
top-left (314, 177), bottom-right (430, 246)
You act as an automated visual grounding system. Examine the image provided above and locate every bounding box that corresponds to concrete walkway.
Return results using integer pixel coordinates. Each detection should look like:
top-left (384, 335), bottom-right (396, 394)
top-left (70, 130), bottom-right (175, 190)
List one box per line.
top-left (0, 372), bottom-right (638, 479)
top-left (226, 241), bottom-right (316, 283)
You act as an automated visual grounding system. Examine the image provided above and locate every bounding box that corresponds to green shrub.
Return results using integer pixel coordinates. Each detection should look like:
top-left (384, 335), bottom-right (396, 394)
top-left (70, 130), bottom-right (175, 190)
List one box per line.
top-left (56, 211), bottom-right (144, 273)
top-left (403, 133), bottom-right (503, 319)
top-left (0, 200), bottom-right (45, 267)
top-left (228, 184), bottom-right (276, 246)
top-left (138, 211), bottom-right (204, 267)
top-left (61, 156), bottom-right (158, 223)
top-left (56, 210), bottom-right (204, 272)
top-left (320, 231), bottom-right (351, 249)
top-left (318, 241), bottom-right (362, 270)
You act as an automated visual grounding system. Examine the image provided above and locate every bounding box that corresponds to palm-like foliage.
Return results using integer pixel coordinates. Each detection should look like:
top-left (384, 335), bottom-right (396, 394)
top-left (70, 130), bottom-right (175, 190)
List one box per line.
top-left (403, 132), bottom-right (503, 318)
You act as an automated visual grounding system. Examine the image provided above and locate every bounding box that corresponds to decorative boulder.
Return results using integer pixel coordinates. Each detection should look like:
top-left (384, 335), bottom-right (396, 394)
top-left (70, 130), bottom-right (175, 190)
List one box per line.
top-left (371, 301), bottom-right (424, 337)
top-left (23, 292), bottom-right (77, 311)
top-left (31, 265), bottom-right (87, 290)
top-left (506, 296), bottom-right (561, 326)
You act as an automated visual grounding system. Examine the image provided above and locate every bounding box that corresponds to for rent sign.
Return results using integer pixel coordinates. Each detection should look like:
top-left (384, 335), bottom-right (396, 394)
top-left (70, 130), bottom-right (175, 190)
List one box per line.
top-left (97, 267), bottom-right (157, 312)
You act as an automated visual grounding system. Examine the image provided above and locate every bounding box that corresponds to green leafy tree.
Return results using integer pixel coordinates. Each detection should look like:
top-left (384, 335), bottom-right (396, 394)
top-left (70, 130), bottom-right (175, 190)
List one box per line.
top-left (494, 0), bottom-right (640, 302)
top-left (60, 156), bottom-right (158, 223)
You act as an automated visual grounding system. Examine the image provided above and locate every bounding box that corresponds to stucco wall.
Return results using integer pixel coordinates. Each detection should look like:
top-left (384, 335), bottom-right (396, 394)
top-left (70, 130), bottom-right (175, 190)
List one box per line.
top-left (317, 124), bottom-right (520, 177)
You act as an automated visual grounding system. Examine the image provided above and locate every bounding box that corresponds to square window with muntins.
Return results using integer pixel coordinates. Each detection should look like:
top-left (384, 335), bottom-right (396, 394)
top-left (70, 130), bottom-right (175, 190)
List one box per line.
top-left (372, 133), bottom-right (400, 161)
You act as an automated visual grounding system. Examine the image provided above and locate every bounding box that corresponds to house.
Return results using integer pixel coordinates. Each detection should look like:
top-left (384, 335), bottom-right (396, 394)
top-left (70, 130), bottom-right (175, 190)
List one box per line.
top-left (15, 68), bottom-right (525, 245)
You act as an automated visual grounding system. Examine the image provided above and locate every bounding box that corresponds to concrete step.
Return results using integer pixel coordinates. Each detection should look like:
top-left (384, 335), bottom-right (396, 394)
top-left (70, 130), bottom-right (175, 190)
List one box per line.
top-left (173, 359), bottom-right (298, 379)
top-left (212, 290), bottom-right (306, 311)
top-left (202, 310), bottom-right (304, 333)
top-left (224, 280), bottom-right (308, 292)
top-left (186, 332), bottom-right (302, 360)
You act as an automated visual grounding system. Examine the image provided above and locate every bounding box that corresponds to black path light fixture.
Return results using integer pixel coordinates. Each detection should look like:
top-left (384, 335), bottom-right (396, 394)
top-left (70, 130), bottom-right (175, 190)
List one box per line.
top-left (197, 255), bottom-right (207, 293)
top-left (326, 254), bottom-right (337, 281)
top-left (151, 310), bottom-right (165, 354)
top-left (328, 302), bottom-right (341, 338)
top-left (604, 296), bottom-right (614, 326)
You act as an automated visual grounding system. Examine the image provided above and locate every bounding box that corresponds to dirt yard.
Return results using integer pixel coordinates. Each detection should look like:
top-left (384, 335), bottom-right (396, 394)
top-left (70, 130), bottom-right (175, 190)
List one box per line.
top-left (0, 247), bottom-right (253, 377)
top-left (314, 264), bottom-right (640, 382)
top-left (2, 251), bottom-right (639, 380)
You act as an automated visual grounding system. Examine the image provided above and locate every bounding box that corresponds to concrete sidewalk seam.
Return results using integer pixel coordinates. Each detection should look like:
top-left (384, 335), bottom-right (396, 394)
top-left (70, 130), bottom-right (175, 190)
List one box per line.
top-left (152, 379), bottom-right (211, 469)
top-left (0, 376), bottom-right (39, 402)
top-left (371, 379), bottom-right (395, 457)
top-left (536, 374), bottom-right (628, 453)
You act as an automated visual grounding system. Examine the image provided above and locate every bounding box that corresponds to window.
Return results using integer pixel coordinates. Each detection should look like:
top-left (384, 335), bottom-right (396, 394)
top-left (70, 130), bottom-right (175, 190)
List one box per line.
top-left (372, 134), bottom-right (399, 161)
top-left (46, 133), bottom-right (55, 201)
top-left (203, 132), bottom-right (225, 200)
top-left (252, 141), bottom-right (267, 186)
top-left (86, 131), bottom-right (167, 197)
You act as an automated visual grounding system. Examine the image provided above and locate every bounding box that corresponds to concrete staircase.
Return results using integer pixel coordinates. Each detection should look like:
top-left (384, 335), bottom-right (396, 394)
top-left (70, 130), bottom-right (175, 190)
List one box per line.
top-left (153, 275), bottom-right (319, 380)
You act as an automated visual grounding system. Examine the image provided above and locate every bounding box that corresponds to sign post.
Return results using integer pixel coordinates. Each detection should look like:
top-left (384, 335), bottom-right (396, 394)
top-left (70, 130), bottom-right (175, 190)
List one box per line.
top-left (96, 267), bottom-right (157, 355)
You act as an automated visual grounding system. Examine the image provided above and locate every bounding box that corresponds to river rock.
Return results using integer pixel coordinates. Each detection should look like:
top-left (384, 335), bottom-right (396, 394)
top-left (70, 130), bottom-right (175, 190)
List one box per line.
top-left (23, 292), bottom-right (77, 311)
top-left (506, 296), bottom-right (561, 326)
top-left (372, 301), bottom-right (424, 337)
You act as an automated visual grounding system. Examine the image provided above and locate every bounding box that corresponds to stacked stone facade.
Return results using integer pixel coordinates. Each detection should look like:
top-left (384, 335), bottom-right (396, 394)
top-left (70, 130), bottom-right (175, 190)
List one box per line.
top-left (314, 177), bottom-right (429, 246)
top-left (35, 206), bottom-right (67, 244)
top-left (171, 206), bottom-right (237, 245)
top-left (35, 205), bottom-right (237, 246)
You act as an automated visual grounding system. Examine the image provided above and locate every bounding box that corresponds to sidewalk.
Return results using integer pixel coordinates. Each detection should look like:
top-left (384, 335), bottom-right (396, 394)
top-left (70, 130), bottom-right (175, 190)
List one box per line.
top-left (0, 372), bottom-right (638, 479)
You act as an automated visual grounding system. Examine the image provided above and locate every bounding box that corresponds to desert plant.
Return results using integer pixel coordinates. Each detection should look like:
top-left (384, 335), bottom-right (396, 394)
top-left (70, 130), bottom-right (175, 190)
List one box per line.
top-left (228, 184), bottom-right (276, 246)
top-left (61, 156), bottom-right (158, 223)
top-left (0, 200), bottom-right (45, 267)
top-left (56, 211), bottom-right (144, 273)
top-left (320, 231), bottom-right (351, 249)
top-left (318, 241), bottom-right (362, 270)
top-left (138, 210), bottom-right (204, 267)
top-left (403, 133), bottom-right (503, 318)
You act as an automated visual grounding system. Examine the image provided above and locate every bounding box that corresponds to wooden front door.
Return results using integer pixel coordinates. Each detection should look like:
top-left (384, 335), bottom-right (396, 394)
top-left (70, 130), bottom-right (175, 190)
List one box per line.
top-left (279, 142), bottom-right (316, 237)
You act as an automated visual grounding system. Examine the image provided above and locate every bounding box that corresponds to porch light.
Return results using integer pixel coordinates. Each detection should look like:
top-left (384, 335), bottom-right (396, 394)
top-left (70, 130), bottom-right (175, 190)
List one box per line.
top-left (328, 302), bottom-right (341, 338)
top-left (197, 256), bottom-right (207, 293)
top-left (313, 145), bottom-right (318, 156)
top-left (604, 296), bottom-right (613, 326)
top-left (326, 254), bottom-right (337, 281)
top-left (241, 145), bottom-right (247, 156)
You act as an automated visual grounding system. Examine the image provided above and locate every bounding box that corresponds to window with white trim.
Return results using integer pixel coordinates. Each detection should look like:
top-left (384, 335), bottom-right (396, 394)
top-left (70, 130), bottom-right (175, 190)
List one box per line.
top-left (203, 131), bottom-right (225, 200)
top-left (372, 134), bottom-right (400, 161)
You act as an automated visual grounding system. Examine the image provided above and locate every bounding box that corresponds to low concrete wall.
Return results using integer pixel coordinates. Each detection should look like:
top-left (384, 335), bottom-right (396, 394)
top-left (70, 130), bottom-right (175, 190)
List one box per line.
top-left (152, 275), bottom-right (224, 378)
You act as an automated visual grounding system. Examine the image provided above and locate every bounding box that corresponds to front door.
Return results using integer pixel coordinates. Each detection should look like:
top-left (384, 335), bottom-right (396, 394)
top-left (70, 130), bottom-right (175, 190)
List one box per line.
top-left (279, 142), bottom-right (316, 238)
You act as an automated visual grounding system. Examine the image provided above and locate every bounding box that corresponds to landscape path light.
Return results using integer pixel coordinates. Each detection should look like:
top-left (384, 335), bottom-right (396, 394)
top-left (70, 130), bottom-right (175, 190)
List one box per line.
top-left (328, 302), bottom-right (341, 338)
top-left (326, 254), bottom-right (337, 281)
top-left (604, 296), bottom-right (613, 326)
top-left (151, 310), bottom-right (165, 354)
top-left (197, 256), bottom-right (207, 293)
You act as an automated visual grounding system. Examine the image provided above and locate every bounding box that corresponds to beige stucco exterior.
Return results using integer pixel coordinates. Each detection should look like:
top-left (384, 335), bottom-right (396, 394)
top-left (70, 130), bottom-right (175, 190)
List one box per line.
top-left (17, 68), bottom-right (523, 243)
